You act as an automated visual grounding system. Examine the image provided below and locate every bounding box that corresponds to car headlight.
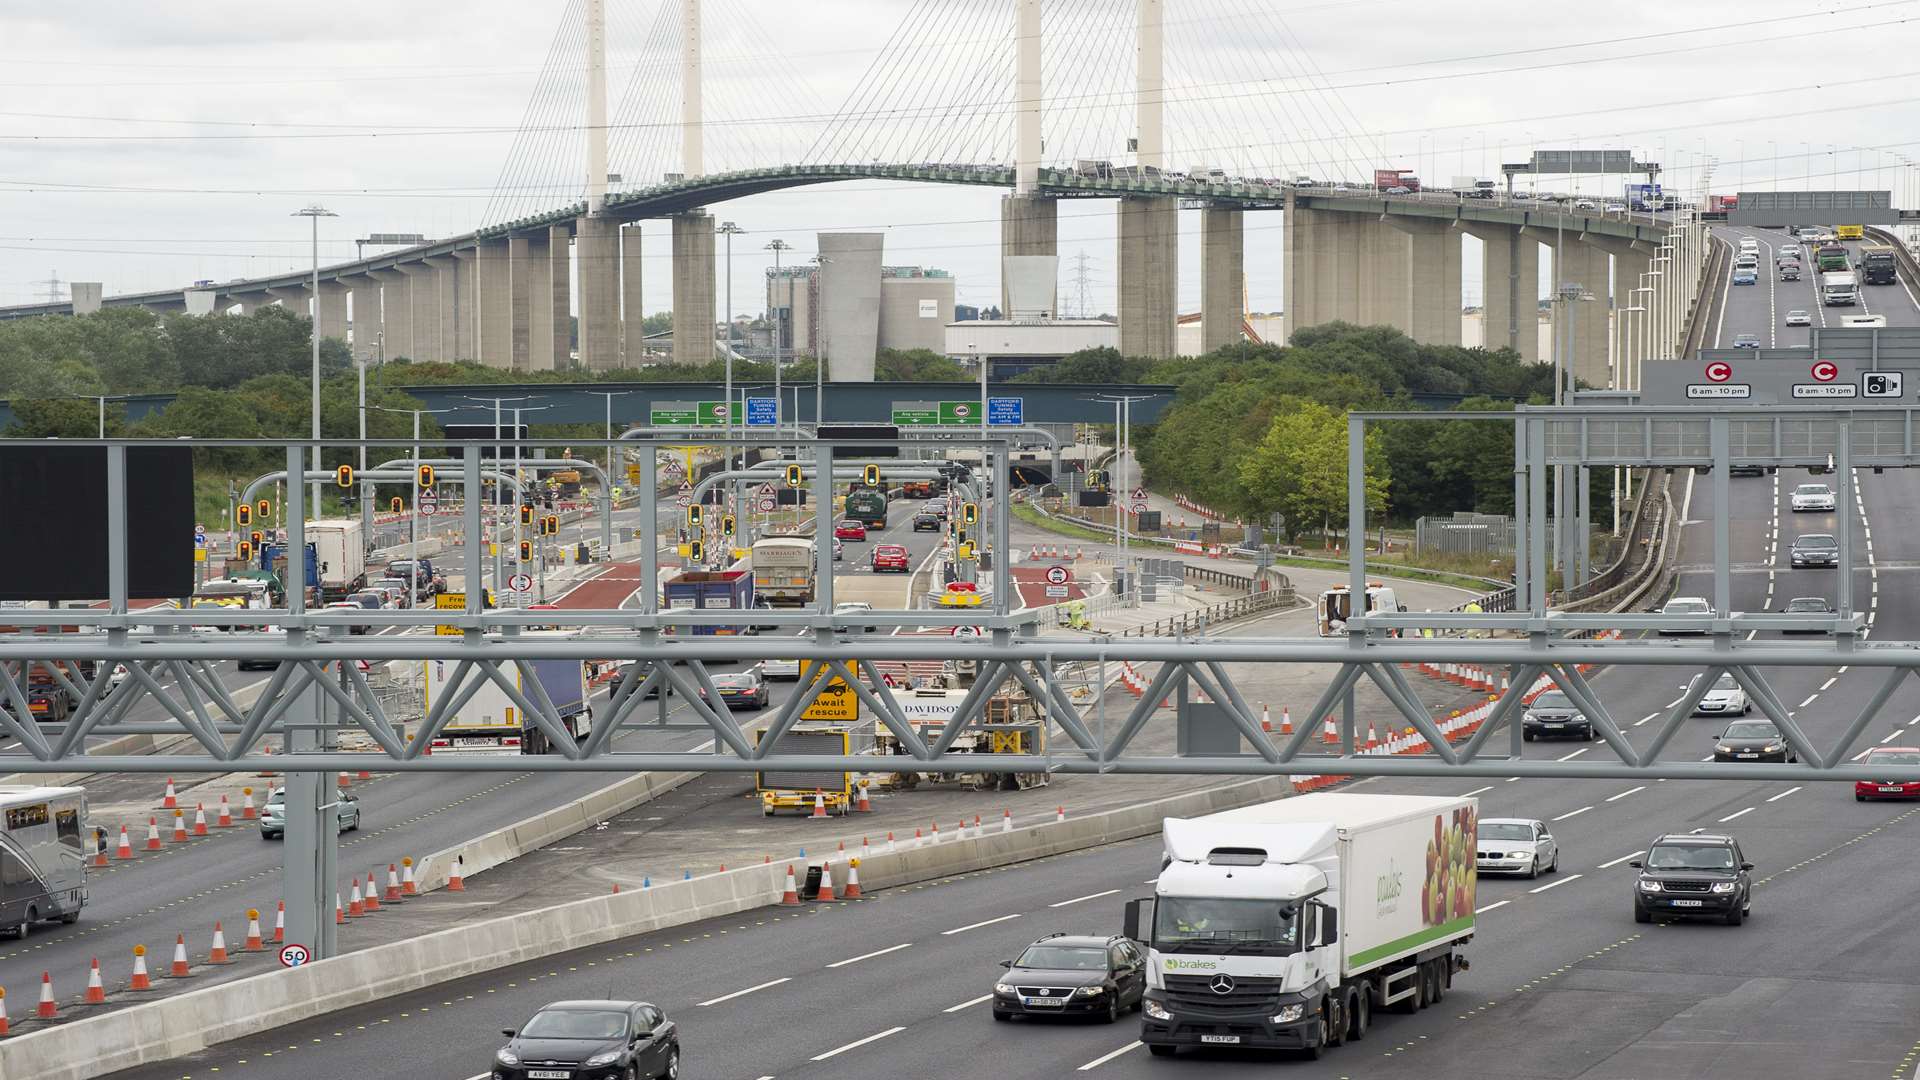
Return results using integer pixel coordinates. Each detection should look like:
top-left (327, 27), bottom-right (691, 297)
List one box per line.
top-left (1763, 743), bottom-right (1783, 753)
top-left (994, 982), bottom-right (1015, 995)
top-left (1638, 879), bottom-right (1663, 892)
top-left (1522, 711), bottom-right (1537, 723)
top-left (1715, 744), bottom-right (1732, 753)
top-left (1144, 999), bottom-right (1172, 1021)
top-left (1271, 1003), bottom-right (1305, 1023)
top-left (1075, 985), bottom-right (1106, 997)
top-left (584, 1050), bottom-right (622, 1067)
top-left (495, 1048), bottom-right (520, 1066)
top-left (1711, 882), bottom-right (1738, 894)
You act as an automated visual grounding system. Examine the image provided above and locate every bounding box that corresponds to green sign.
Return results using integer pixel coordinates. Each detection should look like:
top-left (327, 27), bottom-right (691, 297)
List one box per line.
top-left (651, 400), bottom-right (744, 426)
top-left (891, 400), bottom-right (940, 426)
top-left (938, 400), bottom-right (982, 425)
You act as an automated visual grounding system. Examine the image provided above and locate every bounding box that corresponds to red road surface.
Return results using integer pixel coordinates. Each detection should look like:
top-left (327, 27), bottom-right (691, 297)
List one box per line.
top-left (552, 561), bottom-right (644, 609)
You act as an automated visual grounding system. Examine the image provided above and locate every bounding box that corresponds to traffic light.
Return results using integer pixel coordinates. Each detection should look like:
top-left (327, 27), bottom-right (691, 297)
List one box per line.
top-left (519, 503), bottom-right (535, 526)
top-left (235, 504), bottom-right (252, 527)
top-left (785, 464), bottom-right (803, 488)
top-left (416, 464), bottom-right (436, 490)
top-left (721, 514), bottom-right (735, 535)
top-left (688, 539), bottom-right (704, 563)
top-left (390, 496), bottom-right (403, 513)
top-left (250, 530), bottom-right (265, 547)
top-left (543, 514), bottom-right (559, 536)
top-left (688, 504), bottom-right (704, 528)
top-left (961, 502), bottom-right (978, 527)
top-left (955, 529), bottom-right (969, 547)
top-left (255, 499), bottom-right (271, 520)
top-left (862, 463), bottom-right (881, 488)
top-left (236, 540), bottom-right (253, 561)
top-left (518, 540), bottom-right (533, 562)
top-left (335, 464), bottom-right (354, 489)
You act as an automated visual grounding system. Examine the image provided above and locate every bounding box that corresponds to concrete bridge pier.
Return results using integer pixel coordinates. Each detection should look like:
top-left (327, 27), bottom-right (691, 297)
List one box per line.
top-left (577, 216), bottom-right (622, 371)
top-left (1200, 206), bottom-right (1243, 353)
top-left (672, 212), bottom-right (716, 365)
top-left (399, 262), bottom-right (443, 363)
top-left (448, 251), bottom-right (476, 361)
top-left (621, 224), bottom-right (645, 366)
top-left (1384, 217), bottom-right (1462, 346)
top-left (1532, 229), bottom-right (1612, 390)
top-left (545, 224), bottom-right (574, 369)
top-left (345, 278), bottom-right (381, 360)
top-left (231, 296), bottom-right (265, 317)
top-left (1000, 194), bottom-right (1057, 314)
top-left (1458, 223), bottom-right (1539, 363)
top-left (475, 240), bottom-right (512, 368)
top-left (1585, 235), bottom-right (1653, 391)
top-left (1281, 196), bottom-right (1320, 342)
top-left (267, 285), bottom-right (307, 319)
top-left (1118, 196), bottom-right (1177, 358)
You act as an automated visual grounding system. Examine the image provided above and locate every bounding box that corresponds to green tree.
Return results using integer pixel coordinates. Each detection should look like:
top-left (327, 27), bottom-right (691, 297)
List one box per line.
top-left (4, 398), bottom-right (125, 438)
top-left (1239, 401), bottom-right (1388, 543)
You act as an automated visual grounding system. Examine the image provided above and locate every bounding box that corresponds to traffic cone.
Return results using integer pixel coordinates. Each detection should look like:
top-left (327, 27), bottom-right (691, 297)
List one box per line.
top-left (384, 864), bottom-right (402, 903)
top-left (92, 839), bottom-right (107, 868)
top-left (337, 771), bottom-right (350, 790)
top-left (241, 788), bottom-right (257, 820)
top-left (162, 778), bottom-right (177, 810)
top-left (1002, 809), bottom-right (1013, 833)
top-left (780, 865), bottom-right (801, 905)
top-left (814, 862), bottom-right (838, 902)
top-left (448, 856), bottom-right (465, 892)
top-left (36, 973), bottom-right (55, 1019)
top-left (854, 781), bottom-right (872, 813)
top-left (335, 893), bottom-right (344, 925)
top-left (216, 796), bottom-right (233, 828)
top-left (243, 909), bottom-right (264, 951)
top-left (83, 959), bottom-right (105, 1004)
top-left (362, 869), bottom-right (381, 911)
top-left (400, 858), bottom-right (417, 896)
top-left (811, 789), bottom-right (827, 819)
top-left (1056, 805), bottom-right (1066, 824)
top-left (273, 900), bottom-right (286, 943)
top-left (843, 861), bottom-right (863, 899)
top-left (0, 986), bottom-right (9, 1036)
top-left (1322, 715), bottom-right (1339, 745)
top-left (886, 831), bottom-right (897, 853)
top-left (930, 822), bottom-right (940, 842)
top-left (115, 825), bottom-right (133, 860)
top-left (145, 817), bottom-right (161, 851)
top-left (170, 934), bottom-right (190, 977)
top-left (171, 810), bottom-right (188, 843)
top-left (129, 945), bottom-right (151, 991)
top-left (348, 879), bottom-right (365, 917)
top-left (1281, 707), bottom-right (1294, 736)
top-left (357, 768), bottom-right (371, 781)
top-left (208, 922), bottom-right (229, 964)
top-left (1261, 703), bottom-right (1273, 733)
top-left (191, 804), bottom-right (208, 836)
top-left (861, 836), bottom-right (871, 860)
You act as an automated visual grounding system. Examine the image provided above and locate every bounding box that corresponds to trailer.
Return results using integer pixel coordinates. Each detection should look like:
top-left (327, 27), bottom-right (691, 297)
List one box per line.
top-left (422, 647), bottom-right (592, 755)
top-left (754, 723), bottom-right (876, 815)
top-left (750, 537), bottom-right (816, 607)
top-left (304, 518), bottom-right (367, 602)
top-left (662, 569), bottom-right (754, 635)
top-left (871, 687), bottom-right (1049, 791)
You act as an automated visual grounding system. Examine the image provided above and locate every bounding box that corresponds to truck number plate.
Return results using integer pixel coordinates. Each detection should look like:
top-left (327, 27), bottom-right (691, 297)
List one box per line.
top-left (1200, 1034), bottom-right (1241, 1044)
top-left (1669, 899), bottom-right (1703, 908)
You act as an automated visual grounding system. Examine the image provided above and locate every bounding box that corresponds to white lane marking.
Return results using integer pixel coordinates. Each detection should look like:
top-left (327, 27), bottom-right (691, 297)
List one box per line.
top-left (1505, 776), bottom-right (1522, 782)
top-left (697, 977), bottom-right (792, 1006)
top-left (826, 943), bottom-right (913, 968)
top-left (942, 914), bottom-right (1022, 935)
top-left (1529, 873), bottom-right (1584, 894)
top-left (1557, 748), bottom-right (1590, 761)
top-left (1665, 697), bottom-right (1685, 708)
top-left (1634, 714), bottom-right (1657, 727)
top-left (811, 1026), bottom-right (907, 1061)
top-left (1598, 851), bottom-right (1644, 869)
top-left (1552, 805), bottom-right (1593, 822)
top-left (1819, 677), bottom-right (1838, 691)
top-left (1462, 785), bottom-right (1494, 797)
top-left (1799, 695), bottom-right (1819, 708)
top-left (1475, 900), bottom-right (1510, 914)
top-left (1719, 806), bottom-right (1756, 823)
top-left (1767, 786), bottom-right (1802, 803)
top-left (1883, 731), bottom-right (1905, 744)
top-left (945, 994), bottom-right (994, 1013)
top-left (1077, 1042), bottom-right (1145, 1072)
top-left (1606, 786), bottom-right (1646, 802)
top-left (1838, 666), bottom-right (1850, 675)
top-left (1050, 889), bottom-right (1121, 908)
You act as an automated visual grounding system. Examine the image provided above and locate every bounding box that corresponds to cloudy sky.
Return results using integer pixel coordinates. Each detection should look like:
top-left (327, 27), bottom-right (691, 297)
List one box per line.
top-left (2, 0), bottom-right (1915, 312)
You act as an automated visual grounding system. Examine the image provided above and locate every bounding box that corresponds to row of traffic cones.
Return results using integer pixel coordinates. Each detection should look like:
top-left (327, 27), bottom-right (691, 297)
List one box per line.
top-left (334, 861), bottom-right (420, 923)
top-left (112, 787), bottom-right (269, 866)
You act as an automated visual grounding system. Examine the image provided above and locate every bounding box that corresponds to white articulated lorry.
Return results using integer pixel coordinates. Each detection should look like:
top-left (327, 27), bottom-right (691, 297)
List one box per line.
top-left (1125, 792), bottom-right (1478, 1059)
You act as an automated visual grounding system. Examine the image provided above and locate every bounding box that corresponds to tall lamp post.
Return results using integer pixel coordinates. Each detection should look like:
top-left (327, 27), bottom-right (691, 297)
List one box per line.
top-left (717, 221), bottom-right (745, 473)
top-left (765, 238), bottom-right (791, 444)
top-left (293, 205), bottom-right (337, 515)
top-left (811, 254), bottom-right (833, 438)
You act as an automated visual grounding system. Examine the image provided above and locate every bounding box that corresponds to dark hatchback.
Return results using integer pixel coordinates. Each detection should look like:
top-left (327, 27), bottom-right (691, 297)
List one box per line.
top-left (1521, 690), bottom-right (1593, 742)
top-left (1713, 719), bottom-right (1796, 763)
top-left (993, 934), bottom-right (1146, 1023)
top-left (1632, 833), bottom-right (1752, 925)
top-left (493, 1000), bottom-right (680, 1080)
top-left (913, 512), bottom-right (942, 531)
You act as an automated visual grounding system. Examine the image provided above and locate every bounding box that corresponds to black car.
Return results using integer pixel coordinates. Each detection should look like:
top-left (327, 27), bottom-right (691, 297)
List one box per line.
top-left (618, 661), bottom-right (671, 699)
top-left (1780, 595), bottom-right (1834, 633)
top-left (494, 1000), bottom-right (679, 1080)
top-left (913, 512), bottom-right (942, 531)
top-left (1521, 690), bottom-right (1593, 742)
top-left (706, 670), bottom-right (769, 710)
top-left (993, 933), bottom-right (1147, 1023)
top-left (1713, 719), bottom-right (1796, 763)
top-left (1790, 534), bottom-right (1839, 568)
top-left (1631, 832), bottom-right (1753, 925)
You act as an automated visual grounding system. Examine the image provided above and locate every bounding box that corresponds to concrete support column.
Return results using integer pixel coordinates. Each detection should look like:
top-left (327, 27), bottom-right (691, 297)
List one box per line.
top-left (315, 282), bottom-right (349, 343)
top-left (1117, 195), bottom-right (1177, 358)
top-left (1000, 194), bottom-right (1057, 315)
top-left (509, 235), bottom-right (538, 370)
top-left (546, 224), bottom-right (574, 368)
top-left (1387, 218), bottom-right (1462, 345)
top-left (371, 271), bottom-right (412, 360)
top-left (1199, 206), bottom-right (1243, 353)
top-left (474, 240), bottom-right (512, 369)
top-left (672, 212), bottom-right (716, 366)
top-left (399, 264), bottom-right (441, 363)
top-left (621, 224), bottom-right (646, 366)
top-left (449, 250), bottom-right (475, 362)
top-left (1362, 218), bottom-right (1404, 328)
top-left (1460, 224), bottom-right (1539, 362)
top-left (1323, 212), bottom-right (1364, 325)
top-left (346, 279), bottom-right (380, 361)
top-left (1524, 226), bottom-right (1609, 390)
top-left (232, 296), bottom-right (264, 317)
top-left (1282, 198), bottom-right (1318, 342)
top-left (70, 283), bottom-right (103, 315)
top-left (576, 216), bottom-right (622, 371)
top-left (268, 285), bottom-right (308, 318)
top-left (1587, 236), bottom-right (1653, 391)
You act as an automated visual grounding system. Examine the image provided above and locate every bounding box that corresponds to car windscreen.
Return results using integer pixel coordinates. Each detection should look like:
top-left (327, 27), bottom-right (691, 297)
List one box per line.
top-left (1015, 945), bottom-right (1107, 970)
top-left (1479, 823), bottom-right (1534, 841)
top-left (1531, 692), bottom-right (1572, 709)
top-left (1665, 601), bottom-right (1709, 613)
top-left (713, 674), bottom-right (758, 687)
top-left (1706, 674), bottom-right (1739, 691)
top-left (1796, 536), bottom-right (1837, 550)
top-left (1795, 485), bottom-right (1830, 496)
top-left (1645, 845), bottom-right (1735, 871)
top-left (1724, 722), bottom-right (1778, 740)
top-left (1153, 897), bottom-right (1300, 956)
top-left (1868, 750), bottom-right (1920, 765)
top-left (519, 1009), bottom-right (629, 1040)
top-left (1786, 599), bottom-right (1827, 612)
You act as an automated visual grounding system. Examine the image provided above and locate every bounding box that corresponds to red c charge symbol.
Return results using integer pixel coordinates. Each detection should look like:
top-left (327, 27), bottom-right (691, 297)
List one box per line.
top-left (1705, 362), bottom-right (1733, 383)
top-left (1812, 361), bottom-right (1839, 383)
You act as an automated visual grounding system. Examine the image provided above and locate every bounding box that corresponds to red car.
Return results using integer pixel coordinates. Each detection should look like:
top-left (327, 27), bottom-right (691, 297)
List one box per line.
top-left (1855, 746), bottom-right (1920, 800)
top-left (834, 519), bottom-right (867, 541)
top-left (871, 544), bottom-right (910, 572)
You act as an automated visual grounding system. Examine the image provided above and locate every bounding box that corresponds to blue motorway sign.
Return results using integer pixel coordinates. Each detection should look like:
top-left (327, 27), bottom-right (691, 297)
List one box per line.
top-left (745, 397), bottom-right (778, 427)
top-left (986, 397), bottom-right (1024, 426)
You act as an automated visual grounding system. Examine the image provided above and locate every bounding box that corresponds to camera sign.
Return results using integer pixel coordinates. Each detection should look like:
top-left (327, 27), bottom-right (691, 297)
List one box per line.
top-left (1864, 371), bottom-right (1905, 399)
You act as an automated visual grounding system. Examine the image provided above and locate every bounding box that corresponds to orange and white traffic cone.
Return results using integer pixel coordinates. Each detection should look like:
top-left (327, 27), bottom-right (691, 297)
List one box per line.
top-left (145, 817), bottom-right (162, 851)
top-left (337, 771), bottom-right (351, 790)
top-left (241, 788), bottom-right (257, 820)
top-left (384, 864), bottom-right (401, 903)
top-left (273, 900), bottom-right (286, 943)
top-left (1281, 707), bottom-right (1294, 736)
top-left (1002, 809), bottom-right (1013, 833)
top-left (129, 945), bottom-right (152, 991)
top-left (171, 810), bottom-right (188, 843)
top-left (854, 781), bottom-right (871, 813)
top-left (1322, 715), bottom-right (1339, 745)
top-left (36, 972), bottom-right (56, 1019)
top-left (842, 861), bottom-right (863, 899)
top-left (115, 825), bottom-right (134, 860)
top-left (448, 856), bottom-right (465, 892)
top-left (162, 778), bottom-right (177, 810)
top-left (347, 879), bottom-right (365, 918)
top-left (400, 858), bottom-right (417, 896)
top-left (362, 869), bottom-right (381, 912)
top-left (92, 839), bottom-right (108, 868)
top-left (1056, 805), bottom-right (1066, 824)
top-left (886, 831), bottom-right (897, 853)
top-left (208, 922), bottom-right (229, 964)
top-left (811, 789), bottom-right (827, 819)
top-left (780, 865), bottom-right (802, 905)
top-left (83, 958), bottom-right (105, 1004)
top-left (334, 893), bottom-right (344, 926)
top-left (814, 862), bottom-right (838, 902)
top-left (243, 909), bottom-right (264, 951)
top-left (169, 934), bottom-right (190, 977)
top-left (930, 822), bottom-right (941, 843)
top-left (0, 986), bottom-right (9, 1036)
top-left (1261, 703), bottom-right (1273, 733)
top-left (191, 803), bottom-right (208, 836)
top-left (216, 796), bottom-right (233, 828)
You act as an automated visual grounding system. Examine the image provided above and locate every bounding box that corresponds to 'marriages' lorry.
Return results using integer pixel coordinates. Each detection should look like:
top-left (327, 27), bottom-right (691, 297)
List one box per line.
top-left (1125, 792), bottom-right (1477, 1060)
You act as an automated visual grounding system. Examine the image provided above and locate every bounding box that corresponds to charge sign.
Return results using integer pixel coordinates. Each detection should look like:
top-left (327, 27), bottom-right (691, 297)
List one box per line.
top-left (1793, 357), bottom-right (1857, 398)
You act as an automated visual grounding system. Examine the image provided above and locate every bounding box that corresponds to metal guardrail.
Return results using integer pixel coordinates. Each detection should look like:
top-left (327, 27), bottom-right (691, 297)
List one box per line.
top-left (1113, 587), bottom-right (1294, 639)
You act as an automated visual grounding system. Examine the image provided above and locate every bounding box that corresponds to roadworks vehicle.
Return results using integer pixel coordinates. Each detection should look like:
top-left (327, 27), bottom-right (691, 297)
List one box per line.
top-left (1316, 582), bottom-right (1402, 636)
top-left (1125, 793), bottom-right (1476, 1059)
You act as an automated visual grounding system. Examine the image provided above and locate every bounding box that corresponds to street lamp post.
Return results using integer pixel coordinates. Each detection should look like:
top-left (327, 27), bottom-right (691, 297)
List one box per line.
top-left (765, 238), bottom-right (791, 449)
top-left (293, 206), bottom-right (337, 515)
top-left (811, 255), bottom-right (832, 439)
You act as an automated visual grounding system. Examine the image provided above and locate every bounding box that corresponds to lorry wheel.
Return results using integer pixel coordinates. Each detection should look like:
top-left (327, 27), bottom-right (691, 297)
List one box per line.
top-left (1300, 1009), bottom-right (1331, 1059)
top-left (1346, 990), bottom-right (1370, 1041)
top-left (1326, 998), bottom-right (1345, 1047)
top-left (1429, 962), bottom-right (1446, 1003)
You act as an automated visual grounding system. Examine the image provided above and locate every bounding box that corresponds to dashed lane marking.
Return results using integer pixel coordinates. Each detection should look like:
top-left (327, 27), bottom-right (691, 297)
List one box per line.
top-left (811, 1026), bottom-right (906, 1062)
top-left (1077, 1041), bottom-right (1144, 1071)
top-left (1528, 873), bottom-right (1583, 894)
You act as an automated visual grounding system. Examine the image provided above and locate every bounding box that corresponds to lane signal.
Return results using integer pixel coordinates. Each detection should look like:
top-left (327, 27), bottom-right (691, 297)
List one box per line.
top-left (784, 464), bottom-right (803, 488)
top-left (688, 504), bottom-right (704, 527)
top-left (236, 504), bottom-right (252, 527)
top-left (721, 514), bottom-right (735, 535)
top-left (416, 464), bottom-right (436, 490)
top-left (517, 540), bottom-right (533, 562)
top-left (255, 499), bottom-right (272, 520)
top-left (390, 497), bottom-right (403, 513)
top-left (519, 503), bottom-right (534, 526)
top-left (862, 463), bottom-right (881, 488)
top-left (688, 539), bottom-right (704, 563)
top-left (250, 530), bottom-right (265, 547)
top-left (961, 502), bottom-right (979, 526)
top-left (237, 541), bottom-right (253, 561)
top-left (335, 465), bottom-right (354, 489)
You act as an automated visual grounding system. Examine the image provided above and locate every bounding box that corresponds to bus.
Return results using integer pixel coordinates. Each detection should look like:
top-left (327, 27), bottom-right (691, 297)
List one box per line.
top-left (1837, 224), bottom-right (1865, 241)
top-left (0, 786), bottom-right (88, 934)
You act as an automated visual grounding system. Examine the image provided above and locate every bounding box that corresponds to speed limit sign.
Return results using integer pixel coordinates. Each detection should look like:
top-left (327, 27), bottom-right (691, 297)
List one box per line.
top-left (279, 943), bottom-right (310, 968)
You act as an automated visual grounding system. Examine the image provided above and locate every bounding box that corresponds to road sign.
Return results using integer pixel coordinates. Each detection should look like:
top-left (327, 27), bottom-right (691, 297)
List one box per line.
top-left (649, 401), bottom-right (701, 426)
top-left (418, 498), bottom-right (438, 517)
top-left (1130, 501), bottom-right (1147, 513)
top-left (1044, 585), bottom-right (1069, 598)
top-left (435, 593), bottom-right (468, 636)
top-left (798, 661), bottom-right (857, 721)
top-left (745, 397), bottom-right (777, 426)
top-left (274, 529), bottom-right (287, 543)
top-left (1704, 361), bottom-right (1734, 383)
top-left (194, 523), bottom-right (207, 536)
top-left (758, 497), bottom-right (777, 512)
top-left (676, 493), bottom-right (692, 507)
top-left (987, 397), bottom-right (1024, 426)
top-left (193, 534), bottom-right (208, 549)
top-left (1131, 487), bottom-right (1147, 500)
top-left (891, 400), bottom-right (940, 425)
top-left (1811, 360), bottom-right (1840, 382)
top-left (1792, 382), bottom-right (1857, 399)
top-left (1045, 565), bottom-right (1071, 585)
top-left (278, 944), bottom-right (310, 968)
top-left (664, 459), bottom-right (685, 477)
top-left (1865, 371), bottom-right (1904, 398)
top-left (757, 482), bottom-right (775, 496)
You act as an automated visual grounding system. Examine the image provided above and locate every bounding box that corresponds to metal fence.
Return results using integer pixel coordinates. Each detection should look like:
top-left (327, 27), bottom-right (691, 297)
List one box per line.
top-left (1414, 512), bottom-right (1558, 557)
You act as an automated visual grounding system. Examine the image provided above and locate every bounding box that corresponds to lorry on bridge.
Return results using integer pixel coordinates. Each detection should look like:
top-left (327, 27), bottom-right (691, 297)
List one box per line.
top-left (1126, 792), bottom-right (1477, 1059)
top-left (844, 487), bottom-right (889, 527)
top-left (1860, 243), bottom-right (1899, 285)
top-left (1449, 176), bottom-right (1495, 199)
top-left (1373, 168), bottom-right (1419, 193)
top-left (421, 649), bottom-right (592, 755)
top-left (1816, 244), bottom-right (1851, 273)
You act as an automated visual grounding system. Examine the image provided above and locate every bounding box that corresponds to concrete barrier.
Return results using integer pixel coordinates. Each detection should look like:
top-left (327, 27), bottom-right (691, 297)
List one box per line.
top-left (0, 774), bottom-right (1296, 1079)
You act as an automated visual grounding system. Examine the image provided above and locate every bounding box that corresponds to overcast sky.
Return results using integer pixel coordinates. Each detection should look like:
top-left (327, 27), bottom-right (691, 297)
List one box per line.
top-left (3, 0), bottom-right (1916, 313)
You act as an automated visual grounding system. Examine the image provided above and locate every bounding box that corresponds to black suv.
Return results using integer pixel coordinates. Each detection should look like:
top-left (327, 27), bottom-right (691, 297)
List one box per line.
top-left (1521, 690), bottom-right (1593, 742)
top-left (993, 933), bottom-right (1147, 1023)
top-left (913, 512), bottom-right (942, 532)
top-left (1631, 832), bottom-right (1753, 926)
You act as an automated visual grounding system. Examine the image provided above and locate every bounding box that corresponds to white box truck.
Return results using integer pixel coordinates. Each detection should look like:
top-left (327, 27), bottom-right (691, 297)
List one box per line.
top-left (1125, 792), bottom-right (1477, 1059)
top-left (421, 644), bottom-right (592, 756)
top-left (304, 518), bottom-right (367, 602)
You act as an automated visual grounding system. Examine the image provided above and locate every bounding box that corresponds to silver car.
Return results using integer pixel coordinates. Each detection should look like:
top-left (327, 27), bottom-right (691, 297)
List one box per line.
top-left (259, 788), bottom-right (361, 839)
top-left (1690, 672), bottom-right (1751, 717)
top-left (1476, 818), bottom-right (1559, 879)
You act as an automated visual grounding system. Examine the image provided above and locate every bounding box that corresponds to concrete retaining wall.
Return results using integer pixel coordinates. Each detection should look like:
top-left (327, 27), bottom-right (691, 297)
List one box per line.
top-left (0, 774), bottom-right (1293, 1080)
